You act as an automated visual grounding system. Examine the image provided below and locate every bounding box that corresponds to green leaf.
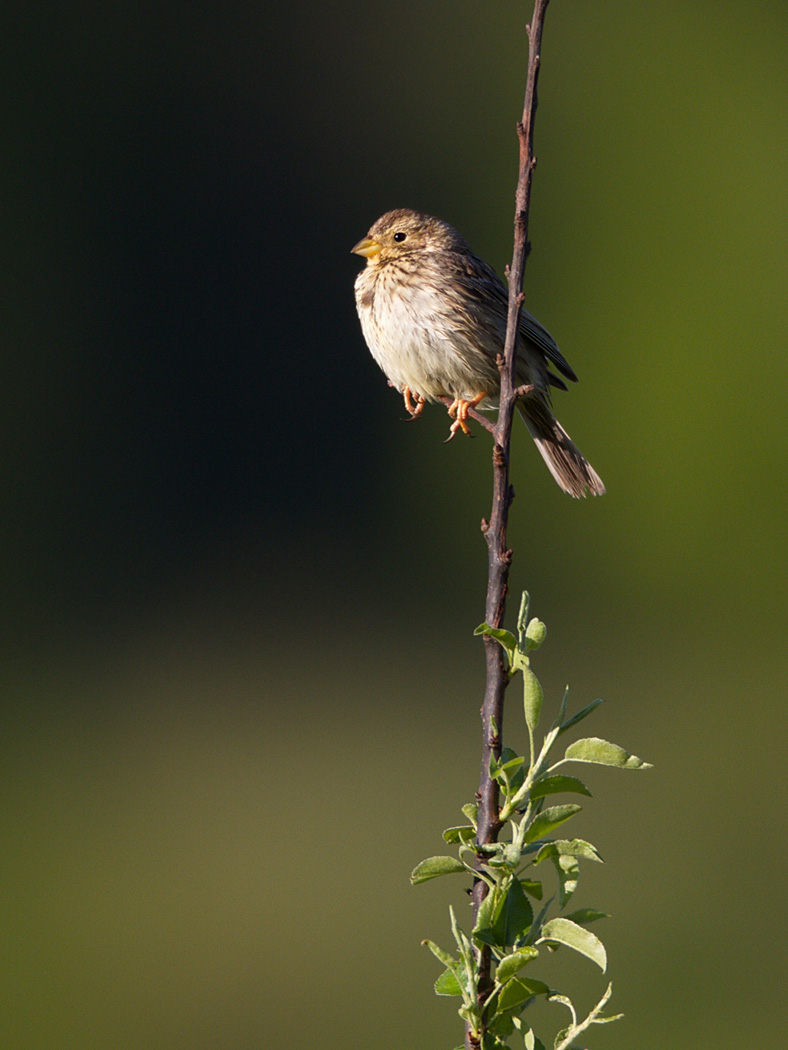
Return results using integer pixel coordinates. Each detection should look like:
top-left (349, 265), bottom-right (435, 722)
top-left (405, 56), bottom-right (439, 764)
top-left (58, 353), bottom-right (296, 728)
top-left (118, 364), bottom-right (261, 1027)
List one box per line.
top-left (492, 877), bottom-right (534, 948)
top-left (552, 686), bottom-right (570, 729)
top-left (421, 938), bottom-right (458, 971)
top-left (450, 905), bottom-right (473, 963)
top-left (535, 838), bottom-right (603, 864)
top-left (521, 879), bottom-right (543, 900)
top-left (564, 737), bottom-right (652, 770)
top-left (564, 908), bottom-right (609, 924)
top-left (553, 854), bottom-right (579, 908)
top-left (475, 623), bottom-right (518, 657)
top-left (523, 1026), bottom-right (547, 1050)
top-left (500, 745), bottom-right (522, 765)
top-left (469, 841), bottom-right (501, 861)
top-left (497, 749), bottom-right (526, 797)
top-left (557, 697), bottom-right (604, 735)
top-left (461, 802), bottom-right (478, 828)
top-left (435, 968), bottom-right (463, 996)
top-left (443, 825), bottom-right (476, 844)
top-left (530, 775), bottom-right (592, 800)
top-left (500, 754), bottom-right (526, 775)
top-left (497, 976), bottom-right (551, 1012)
top-left (552, 1027), bottom-right (571, 1050)
top-left (503, 842), bottom-right (523, 867)
top-left (522, 804), bottom-right (582, 845)
top-left (538, 917), bottom-right (607, 972)
top-left (410, 856), bottom-right (467, 884)
top-left (495, 946), bottom-right (539, 983)
top-left (473, 887), bottom-right (497, 936)
top-left (525, 618), bottom-right (547, 650)
top-left (523, 667), bottom-right (543, 731)
top-left (477, 878), bottom-right (534, 949)
top-left (516, 591), bottom-right (530, 641)
top-left (481, 1035), bottom-right (511, 1050)
top-left (510, 649), bottom-right (530, 675)
top-left (487, 1011), bottom-right (515, 1039)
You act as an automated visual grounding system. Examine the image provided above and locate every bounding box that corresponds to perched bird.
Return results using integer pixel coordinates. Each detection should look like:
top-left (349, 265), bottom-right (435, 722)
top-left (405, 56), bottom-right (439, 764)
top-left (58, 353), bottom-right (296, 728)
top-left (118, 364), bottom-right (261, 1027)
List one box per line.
top-left (352, 208), bottom-right (604, 498)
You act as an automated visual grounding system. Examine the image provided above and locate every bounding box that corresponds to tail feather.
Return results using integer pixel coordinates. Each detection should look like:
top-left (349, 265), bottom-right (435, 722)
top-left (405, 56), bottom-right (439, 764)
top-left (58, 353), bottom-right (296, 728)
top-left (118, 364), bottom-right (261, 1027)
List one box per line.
top-left (517, 400), bottom-right (605, 498)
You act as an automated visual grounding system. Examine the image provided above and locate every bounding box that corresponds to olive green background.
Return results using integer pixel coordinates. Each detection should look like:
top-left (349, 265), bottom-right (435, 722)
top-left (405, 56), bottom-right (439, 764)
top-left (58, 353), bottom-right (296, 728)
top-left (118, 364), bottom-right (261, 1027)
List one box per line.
top-left (2, 1), bottom-right (786, 1047)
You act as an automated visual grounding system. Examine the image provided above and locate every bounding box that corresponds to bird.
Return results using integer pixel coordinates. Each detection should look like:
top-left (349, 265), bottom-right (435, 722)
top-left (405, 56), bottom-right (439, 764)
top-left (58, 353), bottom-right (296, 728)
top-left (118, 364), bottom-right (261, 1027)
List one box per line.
top-left (351, 208), bottom-right (604, 498)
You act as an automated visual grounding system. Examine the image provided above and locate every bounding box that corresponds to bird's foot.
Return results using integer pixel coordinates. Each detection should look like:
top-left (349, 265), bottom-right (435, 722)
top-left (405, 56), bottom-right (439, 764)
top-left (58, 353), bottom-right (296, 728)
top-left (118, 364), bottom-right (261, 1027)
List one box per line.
top-left (445, 393), bottom-right (486, 440)
top-left (402, 386), bottom-right (426, 419)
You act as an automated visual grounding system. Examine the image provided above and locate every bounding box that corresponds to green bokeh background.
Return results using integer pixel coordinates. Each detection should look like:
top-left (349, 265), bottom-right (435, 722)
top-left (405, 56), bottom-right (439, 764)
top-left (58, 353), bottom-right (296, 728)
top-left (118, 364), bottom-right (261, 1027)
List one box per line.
top-left (3, 1), bottom-right (787, 1046)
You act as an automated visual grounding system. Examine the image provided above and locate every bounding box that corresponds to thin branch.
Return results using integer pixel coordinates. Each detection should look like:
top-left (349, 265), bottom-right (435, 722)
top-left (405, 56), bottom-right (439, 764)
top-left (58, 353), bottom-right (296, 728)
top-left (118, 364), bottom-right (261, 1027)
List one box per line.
top-left (466, 3), bottom-right (550, 1048)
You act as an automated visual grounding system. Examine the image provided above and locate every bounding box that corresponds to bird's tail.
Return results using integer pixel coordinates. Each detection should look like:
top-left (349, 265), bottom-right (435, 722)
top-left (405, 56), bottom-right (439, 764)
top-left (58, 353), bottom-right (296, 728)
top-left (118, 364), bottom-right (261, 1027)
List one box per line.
top-left (517, 400), bottom-right (605, 498)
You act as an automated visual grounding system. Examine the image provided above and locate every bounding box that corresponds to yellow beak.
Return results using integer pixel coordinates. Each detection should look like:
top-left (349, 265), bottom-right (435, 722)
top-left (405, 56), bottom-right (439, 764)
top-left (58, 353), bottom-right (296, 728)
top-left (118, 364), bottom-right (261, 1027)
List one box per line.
top-left (351, 236), bottom-right (382, 258)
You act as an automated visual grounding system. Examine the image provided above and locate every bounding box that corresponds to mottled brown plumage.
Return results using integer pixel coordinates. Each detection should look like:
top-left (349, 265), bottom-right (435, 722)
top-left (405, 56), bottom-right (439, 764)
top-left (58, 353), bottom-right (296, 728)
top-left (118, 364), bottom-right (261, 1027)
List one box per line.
top-left (352, 209), bottom-right (604, 497)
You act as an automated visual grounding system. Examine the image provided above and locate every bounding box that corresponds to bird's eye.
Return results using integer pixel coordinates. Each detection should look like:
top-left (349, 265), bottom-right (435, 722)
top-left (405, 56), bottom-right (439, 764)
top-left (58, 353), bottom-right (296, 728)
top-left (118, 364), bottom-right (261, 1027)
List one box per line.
top-left (393, 232), bottom-right (407, 242)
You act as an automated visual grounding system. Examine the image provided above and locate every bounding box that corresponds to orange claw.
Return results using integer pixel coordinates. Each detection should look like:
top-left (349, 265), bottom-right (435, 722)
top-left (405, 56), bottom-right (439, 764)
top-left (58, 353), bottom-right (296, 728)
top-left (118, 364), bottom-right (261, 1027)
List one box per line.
top-left (446, 392), bottom-right (486, 439)
top-left (402, 386), bottom-right (426, 419)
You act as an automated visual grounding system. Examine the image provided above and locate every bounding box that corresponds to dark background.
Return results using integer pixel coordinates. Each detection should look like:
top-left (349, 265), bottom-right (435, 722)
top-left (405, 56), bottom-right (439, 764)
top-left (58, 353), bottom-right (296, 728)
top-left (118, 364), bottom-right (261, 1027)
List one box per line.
top-left (2, 2), bottom-right (787, 1046)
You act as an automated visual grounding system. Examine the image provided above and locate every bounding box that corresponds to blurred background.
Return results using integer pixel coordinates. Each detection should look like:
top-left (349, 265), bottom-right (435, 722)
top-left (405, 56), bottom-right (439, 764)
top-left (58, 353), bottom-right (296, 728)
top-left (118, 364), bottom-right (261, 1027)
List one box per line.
top-left (2, 1), bottom-right (786, 1046)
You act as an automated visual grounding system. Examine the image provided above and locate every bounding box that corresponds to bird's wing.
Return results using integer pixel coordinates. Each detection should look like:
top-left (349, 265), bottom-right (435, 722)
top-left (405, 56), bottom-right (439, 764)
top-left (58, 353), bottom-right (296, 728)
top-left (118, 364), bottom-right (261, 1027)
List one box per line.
top-left (518, 308), bottom-right (577, 383)
top-left (439, 249), bottom-right (579, 384)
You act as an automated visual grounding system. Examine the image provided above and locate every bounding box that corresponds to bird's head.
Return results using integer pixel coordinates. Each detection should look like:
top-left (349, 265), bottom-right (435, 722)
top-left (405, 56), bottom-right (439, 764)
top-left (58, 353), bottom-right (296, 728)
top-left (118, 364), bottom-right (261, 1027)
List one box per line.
top-left (351, 209), bottom-right (469, 264)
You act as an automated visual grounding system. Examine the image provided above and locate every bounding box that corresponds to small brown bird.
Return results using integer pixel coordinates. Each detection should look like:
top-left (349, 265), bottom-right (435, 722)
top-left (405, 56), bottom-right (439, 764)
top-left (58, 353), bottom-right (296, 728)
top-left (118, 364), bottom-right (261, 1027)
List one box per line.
top-left (352, 208), bottom-right (604, 498)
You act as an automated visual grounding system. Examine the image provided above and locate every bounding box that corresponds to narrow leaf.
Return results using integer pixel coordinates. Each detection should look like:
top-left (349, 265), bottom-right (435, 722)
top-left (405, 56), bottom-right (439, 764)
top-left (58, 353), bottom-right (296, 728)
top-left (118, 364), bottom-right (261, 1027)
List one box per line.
top-left (522, 804), bottom-right (582, 845)
top-left (564, 908), bottom-right (609, 925)
top-left (410, 856), bottom-right (467, 884)
top-left (517, 591), bottom-right (530, 640)
top-left (557, 697), bottom-right (604, 735)
top-left (564, 737), bottom-right (652, 770)
top-left (450, 906), bottom-right (473, 962)
top-left (538, 917), bottom-right (607, 972)
top-left (530, 775), bottom-right (592, 800)
top-left (421, 938), bottom-right (457, 971)
top-left (523, 667), bottom-right (543, 731)
top-left (552, 686), bottom-right (570, 729)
